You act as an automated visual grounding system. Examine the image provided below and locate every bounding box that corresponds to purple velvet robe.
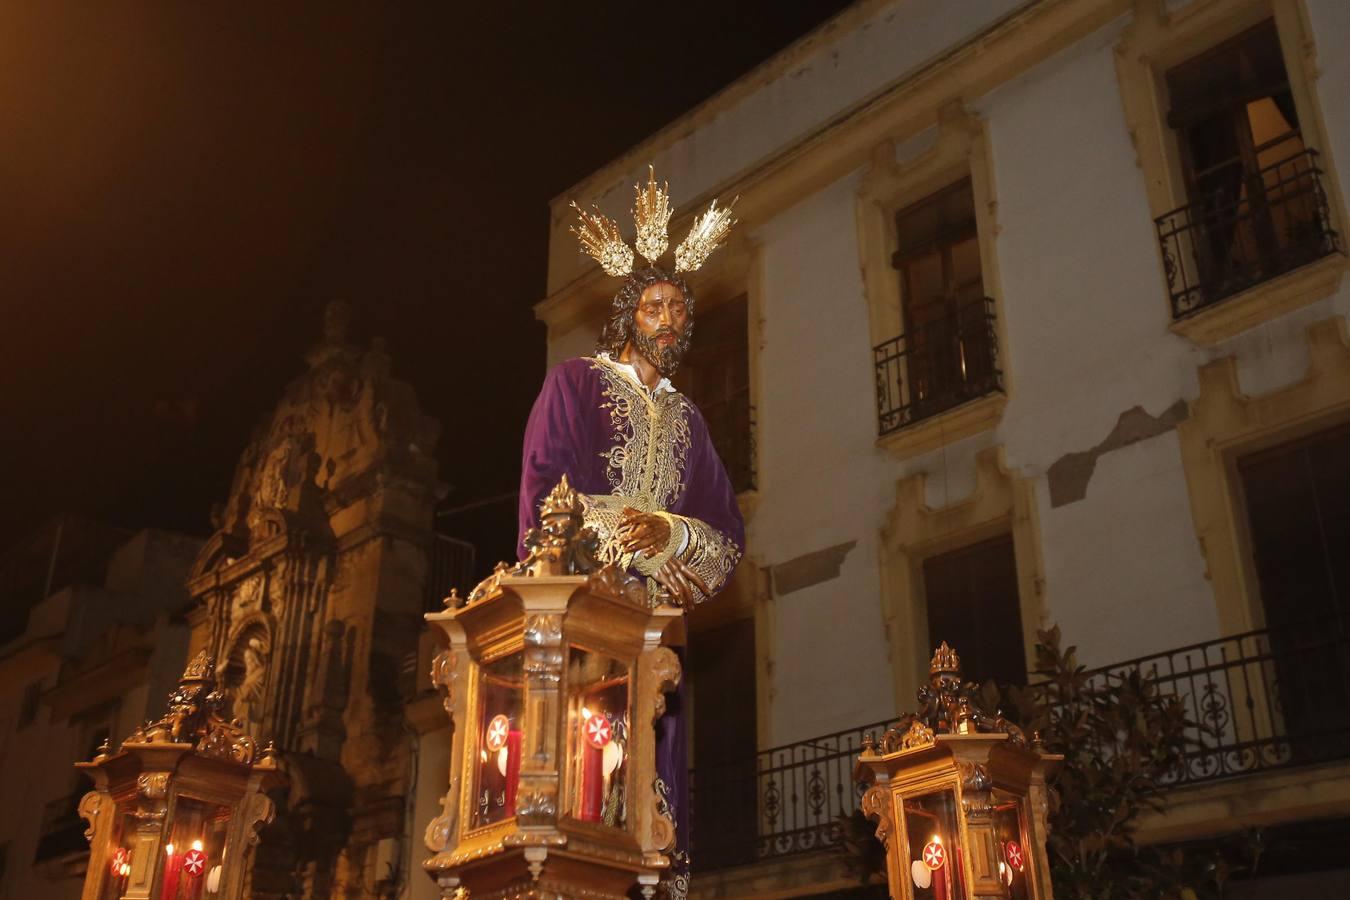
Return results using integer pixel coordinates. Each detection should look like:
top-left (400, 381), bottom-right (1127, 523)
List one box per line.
top-left (518, 354), bottom-right (745, 889)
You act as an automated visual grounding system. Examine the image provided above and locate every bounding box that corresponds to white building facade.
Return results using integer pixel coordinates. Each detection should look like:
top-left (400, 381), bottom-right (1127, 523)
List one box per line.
top-left (537, 0), bottom-right (1350, 890)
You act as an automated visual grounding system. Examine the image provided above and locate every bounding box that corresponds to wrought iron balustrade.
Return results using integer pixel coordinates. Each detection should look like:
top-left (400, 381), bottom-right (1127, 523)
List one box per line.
top-left (689, 623), bottom-right (1350, 872)
top-left (424, 533), bottom-right (475, 612)
top-left (1156, 148), bottom-right (1342, 318)
top-left (873, 296), bottom-right (1002, 436)
top-left (1036, 620), bottom-right (1350, 786)
top-left (689, 719), bottom-right (889, 871)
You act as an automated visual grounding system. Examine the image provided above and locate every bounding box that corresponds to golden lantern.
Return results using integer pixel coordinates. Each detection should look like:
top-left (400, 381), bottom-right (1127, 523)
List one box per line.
top-left (422, 476), bottom-right (685, 899)
top-left (74, 652), bottom-right (283, 900)
top-left (857, 643), bottom-right (1062, 900)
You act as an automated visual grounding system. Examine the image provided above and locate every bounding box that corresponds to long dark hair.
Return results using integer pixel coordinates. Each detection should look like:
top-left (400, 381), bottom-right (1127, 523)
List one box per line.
top-left (595, 267), bottom-right (696, 359)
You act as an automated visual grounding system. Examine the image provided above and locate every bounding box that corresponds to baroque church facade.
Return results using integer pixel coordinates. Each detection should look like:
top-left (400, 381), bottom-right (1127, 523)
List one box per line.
top-left (183, 301), bottom-right (447, 897)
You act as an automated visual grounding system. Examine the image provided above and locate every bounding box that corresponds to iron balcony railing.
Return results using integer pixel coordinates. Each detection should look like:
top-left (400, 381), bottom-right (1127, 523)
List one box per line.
top-left (1156, 148), bottom-right (1342, 318)
top-left (873, 296), bottom-right (1002, 437)
top-left (689, 718), bottom-right (889, 871)
top-left (1038, 620), bottom-right (1350, 786)
top-left (689, 623), bottom-right (1350, 872)
top-left (424, 533), bottom-right (476, 612)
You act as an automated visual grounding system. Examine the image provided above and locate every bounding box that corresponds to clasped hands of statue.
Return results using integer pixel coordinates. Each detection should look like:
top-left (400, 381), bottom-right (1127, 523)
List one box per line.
top-left (616, 507), bottom-right (711, 608)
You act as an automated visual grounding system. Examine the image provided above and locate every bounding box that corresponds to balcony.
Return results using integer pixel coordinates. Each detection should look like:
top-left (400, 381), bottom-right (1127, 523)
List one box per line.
top-left (688, 624), bottom-right (1350, 880)
top-left (873, 296), bottom-right (1002, 437)
top-left (1156, 148), bottom-right (1342, 319)
top-left (689, 720), bottom-right (884, 872)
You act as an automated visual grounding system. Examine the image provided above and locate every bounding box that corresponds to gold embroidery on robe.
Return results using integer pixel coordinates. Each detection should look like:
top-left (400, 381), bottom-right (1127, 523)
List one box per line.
top-left (583, 357), bottom-right (738, 603)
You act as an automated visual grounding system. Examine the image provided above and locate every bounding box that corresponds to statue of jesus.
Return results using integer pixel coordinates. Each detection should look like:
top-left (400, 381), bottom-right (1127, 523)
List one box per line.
top-left (517, 168), bottom-right (744, 897)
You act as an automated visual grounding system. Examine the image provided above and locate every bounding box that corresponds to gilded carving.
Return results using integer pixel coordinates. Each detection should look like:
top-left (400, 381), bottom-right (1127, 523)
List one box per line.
top-left (879, 717), bottom-right (935, 752)
top-left (651, 777), bottom-right (677, 853)
top-left (524, 614), bottom-right (565, 685)
top-left (641, 647), bottom-right (681, 721)
top-left (430, 649), bottom-right (460, 717)
top-left (515, 789), bottom-right (558, 826)
top-left (912, 642), bottom-right (1026, 745)
top-left (124, 651), bottom-right (260, 765)
top-left (524, 614), bottom-right (563, 647)
top-left (424, 788), bottom-right (457, 853)
top-left (958, 761), bottom-right (992, 791)
top-left (138, 772), bottom-right (170, 800)
top-left (240, 791), bottom-right (276, 848)
top-left (860, 785), bottom-right (892, 847)
top-left (585, 564), bottom-right (648, 608)
top-left (467, 477), bottom-right (601, 601)
top-left (77, 791), bottom-right (102, 842)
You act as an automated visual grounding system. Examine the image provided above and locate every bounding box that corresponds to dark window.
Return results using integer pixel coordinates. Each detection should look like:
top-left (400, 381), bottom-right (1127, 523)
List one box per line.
top-left (1240, 422), bottom-right (1350, 628)
top-left (923, 534), bottom-right (1026, 687)
top-left (1158, 20), bottom-right (1340, 316)
top-left (683, 294), bottom-right (755, 493)
top-left (1239, 423), bottom-right (1350, 760)
top-left (18, 680), bottom-right (42, 728)
top-left (875, 179), bottom-right (1001, 435)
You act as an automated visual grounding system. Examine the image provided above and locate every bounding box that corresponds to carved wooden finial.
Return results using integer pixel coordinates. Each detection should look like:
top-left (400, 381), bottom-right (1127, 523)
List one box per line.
top-left (929, 641), bottom-right (962, 676)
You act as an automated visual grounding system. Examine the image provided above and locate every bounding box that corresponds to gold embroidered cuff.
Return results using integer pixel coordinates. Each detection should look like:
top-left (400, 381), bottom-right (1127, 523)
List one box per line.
top-left (666, 513), bottom-right (741, 605)
top-left (631, 512), bottom-right (686, 577)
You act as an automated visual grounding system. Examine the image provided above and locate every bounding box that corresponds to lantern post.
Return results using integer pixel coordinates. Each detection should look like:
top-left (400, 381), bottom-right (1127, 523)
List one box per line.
top-left (857, 643), bottom-right (1062, 900)
top-left (422, 476), bottom-right (684, 898)
top-left (74, 652), bottom-right (283, 900)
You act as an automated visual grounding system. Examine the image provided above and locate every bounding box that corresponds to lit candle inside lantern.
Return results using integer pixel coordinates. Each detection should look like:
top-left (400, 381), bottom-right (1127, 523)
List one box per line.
top-left (504, 729), bottom-right (522, 816)
top-left (929, 834), bottom-right (947, 900)
top-left (578, 710), bottom-right (611, 822)
top-left (161, 842), bottom-right (181, 900)
top-left (580, 742), bottom-right (604, 821)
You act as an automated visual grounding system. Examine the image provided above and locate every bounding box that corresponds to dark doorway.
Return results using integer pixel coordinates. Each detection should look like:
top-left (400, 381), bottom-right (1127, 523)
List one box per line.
top-left (923, 534), bottom-right (1027, 687)
top-left (1239, 422), bottom-right (1350, 759)
top-left (688, 615), bottom-right (758, 870)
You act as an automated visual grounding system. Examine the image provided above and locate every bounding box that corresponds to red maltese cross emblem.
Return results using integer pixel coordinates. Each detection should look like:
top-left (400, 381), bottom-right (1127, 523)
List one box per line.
top-left (1005, 840), bottom-right (1024, 871)
top-left (485, 714), bottom-right (510, 752)
top-left (922, 840), bottom-right (946, 870)
top-left (182, 848), bottom-right (207, 877)
top-left (583, 713), bottom-right (612, 749)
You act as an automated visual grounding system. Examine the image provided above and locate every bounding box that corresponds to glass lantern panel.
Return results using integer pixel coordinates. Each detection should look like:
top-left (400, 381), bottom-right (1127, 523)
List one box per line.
top-left (100, 806), bottom-right (132, 900)
top-left (566, 646), bottom-right (630, 827)
top-left (992, 789), bottom-right (1031, 900)
top-left (901, 788), bottom-right (967, 900)
top-left (161, 795), bottom-right (231, 899)
top-left (471, 652), bottom-right (525, 829)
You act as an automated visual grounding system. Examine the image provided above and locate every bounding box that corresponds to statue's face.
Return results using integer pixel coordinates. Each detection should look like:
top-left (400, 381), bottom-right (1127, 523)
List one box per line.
top-left (630, 281), bottom-right (690, 377)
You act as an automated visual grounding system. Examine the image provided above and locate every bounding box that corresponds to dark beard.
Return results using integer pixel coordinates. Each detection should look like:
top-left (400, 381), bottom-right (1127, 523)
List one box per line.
top-left (631, 328), bottom-right (690, 378)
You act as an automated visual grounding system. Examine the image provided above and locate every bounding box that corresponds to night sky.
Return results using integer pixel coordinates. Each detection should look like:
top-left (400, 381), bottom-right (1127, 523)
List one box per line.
top-left (2, 2), bottom-right (852, 571)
